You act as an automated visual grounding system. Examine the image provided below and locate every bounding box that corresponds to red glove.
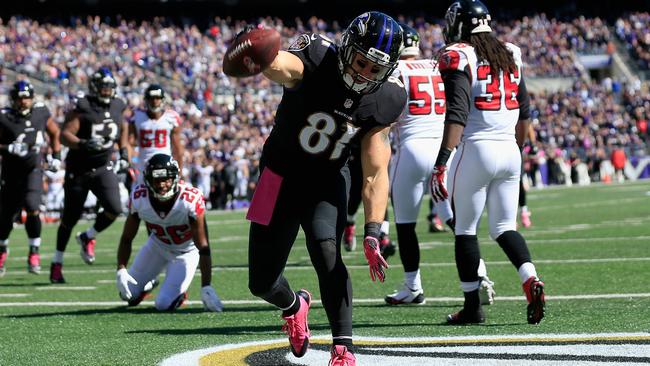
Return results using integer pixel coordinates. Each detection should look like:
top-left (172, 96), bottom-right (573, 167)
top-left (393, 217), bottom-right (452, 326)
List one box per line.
top-left (430, 165), bottom-right (448, 203)
top-left (363, 236), bottom-right (388, 282)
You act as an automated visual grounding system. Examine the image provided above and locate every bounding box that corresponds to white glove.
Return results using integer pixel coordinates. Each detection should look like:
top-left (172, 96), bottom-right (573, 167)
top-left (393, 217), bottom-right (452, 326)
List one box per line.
top-left (116, 268), bottom-right (138, 301)
top-left (201, 285), bottom-right (224, 312)
top-left (117, 158), bottom-right (130, 173)
top-left (48, 157), bottom-right (62, 172)
top-left (7, 141), bottom-right (29, 157)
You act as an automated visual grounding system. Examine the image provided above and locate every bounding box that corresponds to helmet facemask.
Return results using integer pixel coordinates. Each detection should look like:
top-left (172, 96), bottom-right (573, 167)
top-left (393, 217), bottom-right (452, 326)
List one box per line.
top-left (145, 162), bottom-right (180, 202)
top-left (145, 86), bottom-right (165, 114)
top-left (338, 41), bottom-right (398, 94)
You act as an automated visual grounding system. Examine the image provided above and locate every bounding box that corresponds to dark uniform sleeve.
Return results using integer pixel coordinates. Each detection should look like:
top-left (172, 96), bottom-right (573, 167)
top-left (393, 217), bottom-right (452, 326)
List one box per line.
top-left (74, 97), bottom-right (91, 114)
top-left (287, 33), bottom-right (334, 77)
top-left (517, 77), bottom-right (531, 120)
top-left (33, 104), bottom-right (51, 121)
top-left (374, 79), bottom-right (407, 126)
top-left (441, 70), bottom-right (471, 126)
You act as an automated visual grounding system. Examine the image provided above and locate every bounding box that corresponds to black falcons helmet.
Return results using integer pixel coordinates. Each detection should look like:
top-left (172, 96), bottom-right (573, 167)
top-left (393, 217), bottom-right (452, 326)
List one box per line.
top-left (88, 67), bottom-right (117, 105)
top-left (144, 154), bottom-right (180, 201)
top-left (144, 84), bottom-right (165, 113)
top-left (338, 11), bottom-right (403, 94)
top-left (10, 80), bottom-right (35, 116)
top-left (443, 0), bottom-right (492, 43)
top-left (399, 23), bottom-right (421, 57)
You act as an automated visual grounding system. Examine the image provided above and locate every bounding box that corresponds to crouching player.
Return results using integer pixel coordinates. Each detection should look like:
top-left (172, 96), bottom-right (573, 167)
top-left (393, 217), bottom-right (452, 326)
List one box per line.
top-left (116, 153), bottom-right (223, 312)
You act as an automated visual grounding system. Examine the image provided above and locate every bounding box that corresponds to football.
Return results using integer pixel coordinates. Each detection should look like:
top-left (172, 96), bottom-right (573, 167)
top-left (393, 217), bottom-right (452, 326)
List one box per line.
top-left (223, 27), bottom-right (281, 78)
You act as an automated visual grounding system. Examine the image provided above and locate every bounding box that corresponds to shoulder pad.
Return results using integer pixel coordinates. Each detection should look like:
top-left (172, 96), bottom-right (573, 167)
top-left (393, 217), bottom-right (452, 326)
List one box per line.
top-left (287, 33), bottom-right (334, 74)
top-left (438, 48), bottom-right (471, 74)
top-left (358, 79), bottom-right (407, 126)
top-left (75, 97), bottom-right (91, 112)
top-left (505, 42), bottom-right (523, 64)
top-left (33, 102), bottom-right (46, 108)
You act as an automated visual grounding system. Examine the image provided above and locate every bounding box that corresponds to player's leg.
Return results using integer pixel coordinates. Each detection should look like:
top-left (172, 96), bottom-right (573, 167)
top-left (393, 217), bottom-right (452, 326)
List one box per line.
top-left (78, 168), bottom-right (122, 264)
top-left (24, 168), bottom-right (45, 274)
top-left (344, 153), bottom-right (363, 251)
top-left (123, 238), bottom-right (167, 306)
top-left (446, 142), bottom-right (489, 324)
top-left (302, 170), bottom-right (353, 356)
top-left (248, 173), bottom-right (305, 356)
top-left (386, 140), bottom-right (429, 305)
top-left (51, 172), bottom-right (88, 283)
top-left (519, 176), bottom-right (532, 228)
top-left (0, 175), bottom-right (24, 276)
top-left (155, 249), bottom-right (200, 311)
top-left (487, 146), bottom-right (544, 324)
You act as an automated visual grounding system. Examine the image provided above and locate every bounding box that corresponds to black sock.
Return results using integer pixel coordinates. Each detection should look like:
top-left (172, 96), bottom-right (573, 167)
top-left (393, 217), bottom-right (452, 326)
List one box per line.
top-left (56, 224), bottom-right (73, 252)
top-left (464, 289), bottom-right (481, 310)
top-left (0, 245), bottom-right (7, 253)
top-left (333, 338), bottom-right (354, 352)
top-left (29, 246), bottom-right (39, 254)
top-left (25, 214), bottom-right (41, 238)
top-left (282, 291), bottom-right (302, 317)
top-left (93, 212), bottom-right (115, 233)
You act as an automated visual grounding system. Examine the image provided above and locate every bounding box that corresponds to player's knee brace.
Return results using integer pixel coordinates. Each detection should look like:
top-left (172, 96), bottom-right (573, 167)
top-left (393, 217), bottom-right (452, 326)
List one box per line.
top-left (309, 238), bottom-right (338, 275)
top-left (496, 230), bottom-right (531, 269)
top-left (455, 235), bottom-right (481, 283)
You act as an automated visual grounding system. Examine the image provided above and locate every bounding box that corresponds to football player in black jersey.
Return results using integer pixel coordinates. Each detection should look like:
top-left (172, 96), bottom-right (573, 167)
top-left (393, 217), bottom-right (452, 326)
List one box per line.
top-left (50, 67), bottom-right (130, 283)
top-left (0, 80), bottom-right (61, 276)
top-left (236, 12), bottom-right (406, 365)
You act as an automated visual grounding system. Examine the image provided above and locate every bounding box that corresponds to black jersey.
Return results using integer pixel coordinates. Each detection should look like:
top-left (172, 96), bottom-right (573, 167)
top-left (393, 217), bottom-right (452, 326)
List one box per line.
top-left (0, 103), bottom-right (50, 168)
top-left (65, 96), bottom-right (126, 172)
top-left (262, 33), bottom-right (407, 178)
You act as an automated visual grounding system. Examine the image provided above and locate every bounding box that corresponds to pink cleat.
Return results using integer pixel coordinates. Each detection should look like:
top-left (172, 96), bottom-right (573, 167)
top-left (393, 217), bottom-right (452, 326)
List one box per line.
top-left (520, 211), bottom-right (532, 228)
top-left (0, 250), bottom-right (7, 277)
top-left (523, 276), bottom-right (545, 324)
top-left (50, 262), bottom-right (65, 283)
top-left (343, 224), bottom-right (356, 252)
top-left (76, 232), bottom-right (96, 264)
top-left (28, 252), bottom-right (41, 274)
top-left (329, 345), bottom-right (356, 366)
top-left (282, 289), bottom-right (312, 357)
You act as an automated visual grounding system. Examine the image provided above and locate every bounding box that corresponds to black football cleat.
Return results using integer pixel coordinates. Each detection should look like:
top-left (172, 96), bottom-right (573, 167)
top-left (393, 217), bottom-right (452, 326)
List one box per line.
top-left (446, 307), bottom-right (485, 325)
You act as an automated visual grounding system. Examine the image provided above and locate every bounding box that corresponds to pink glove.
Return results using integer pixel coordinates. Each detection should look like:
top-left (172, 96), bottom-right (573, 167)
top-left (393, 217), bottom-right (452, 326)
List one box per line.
top-left (430, 165), bottom-right (448, 203)
top-left (363, 236), bottom-right (388, 282)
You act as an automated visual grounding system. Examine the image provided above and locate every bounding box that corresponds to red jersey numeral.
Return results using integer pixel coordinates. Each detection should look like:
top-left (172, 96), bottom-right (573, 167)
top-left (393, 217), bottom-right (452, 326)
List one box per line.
top-left (474, 65), bottom-right (520, 111)
top-left (139, 129), bottom-right (168, 148)
top-left (407, 75), bottom-right (446, 116)
top-left (146, 222), bottom-right (191, 245)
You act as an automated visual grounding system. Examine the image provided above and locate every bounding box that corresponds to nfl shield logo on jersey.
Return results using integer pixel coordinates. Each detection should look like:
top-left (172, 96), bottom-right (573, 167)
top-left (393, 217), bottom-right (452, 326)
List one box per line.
top-left (344, 99), bottom-right (353, 109)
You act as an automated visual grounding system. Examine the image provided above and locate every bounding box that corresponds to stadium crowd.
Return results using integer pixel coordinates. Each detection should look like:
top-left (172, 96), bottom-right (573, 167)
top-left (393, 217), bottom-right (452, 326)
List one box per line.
top-left (0, 13), bottom-right (648, 212)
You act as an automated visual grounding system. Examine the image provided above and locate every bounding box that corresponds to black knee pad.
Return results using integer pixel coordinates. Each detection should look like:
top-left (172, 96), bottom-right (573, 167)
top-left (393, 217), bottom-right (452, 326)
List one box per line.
top-left (496, 230), bottom-right (531, 269)
top-left (309, 238), bottom-right (338, 275)
top-left (455, 235), bottom-right (481, 282)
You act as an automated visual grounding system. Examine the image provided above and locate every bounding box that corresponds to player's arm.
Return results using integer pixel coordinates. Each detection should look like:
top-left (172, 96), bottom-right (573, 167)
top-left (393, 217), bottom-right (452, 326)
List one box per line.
top-left (515, 77), bottom-right (532, 148)
top-left (46, 117), bottom-right (61, 155)
top-left (360, 125), bottom-right (392, 282)
top-left (262, 51), bottom-right (305, 88)
top-left (60, 110), bottom-right (83, 148)
top-left (191, 210), bottom-right (212, 287)
top-left (117, 212), bottom-right (140, 269)
top-left (360, 126), bottom-right (392, 224)
top-left (171, 125), bottom-right (185, 172)
top-left (127, 121), bottom-right (137, 153)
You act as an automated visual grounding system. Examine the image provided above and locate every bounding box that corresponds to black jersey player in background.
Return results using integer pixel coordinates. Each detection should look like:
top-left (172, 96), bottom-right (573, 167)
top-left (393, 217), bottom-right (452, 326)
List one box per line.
top-left (50, 67), bottom-right (130, 283)
top-left (0, 80), bottom-right (61, 276)
top-left (234, 12), bottom-right (406, 365)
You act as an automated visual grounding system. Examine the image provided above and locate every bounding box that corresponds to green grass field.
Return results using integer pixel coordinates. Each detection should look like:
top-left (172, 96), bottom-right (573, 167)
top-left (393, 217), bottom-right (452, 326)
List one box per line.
top-left (1, 180), bottom-right (649, 365)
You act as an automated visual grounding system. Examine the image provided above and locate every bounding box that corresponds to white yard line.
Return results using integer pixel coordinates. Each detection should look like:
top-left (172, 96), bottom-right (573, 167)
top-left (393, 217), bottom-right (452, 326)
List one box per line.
top-left (0, 293), bottom-right (29, 297)
top-left (35, 286), bottom-right (96, 290)
top-left (1, 293), bottom-right (649, 307)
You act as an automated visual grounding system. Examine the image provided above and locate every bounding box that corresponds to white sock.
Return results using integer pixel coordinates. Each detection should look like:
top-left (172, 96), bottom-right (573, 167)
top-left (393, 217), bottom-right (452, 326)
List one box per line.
top-left (518, 262), bottom-right (538, 283)
top-left (521, 205), bottom-right (529, 213)
top-left (28, 238), bottom-right (41, 247)
top-left (0, 239), bottom-right (8, 246)
top-left (380, 221), bottom-right (390, 235)
top-left (460, 280), bottom-right (480, 292)
top-left (53, 250), bottom-right (65, 264)
top-left (85, 226), bottom-right (98, 239)
top-left (404, 270), bottom-right (422, 291)
top-left (477, 258), bottom-right (488, 278)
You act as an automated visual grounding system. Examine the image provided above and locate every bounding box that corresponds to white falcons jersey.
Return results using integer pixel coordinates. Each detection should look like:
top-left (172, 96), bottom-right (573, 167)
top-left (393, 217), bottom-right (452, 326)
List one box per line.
top-left (439, 42), bottom-right (524, 142)
top-left (392, 59), bottom-right (446, 145)
top-left (129, 181), bottom-right (205, 252)
top-left (131, 109), bottom-right (181, 171)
